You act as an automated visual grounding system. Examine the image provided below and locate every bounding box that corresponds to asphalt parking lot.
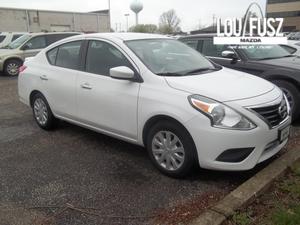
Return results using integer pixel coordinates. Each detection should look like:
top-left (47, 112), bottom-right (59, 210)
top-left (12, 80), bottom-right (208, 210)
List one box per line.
top-left (0, 75), bottom-right (299, 225)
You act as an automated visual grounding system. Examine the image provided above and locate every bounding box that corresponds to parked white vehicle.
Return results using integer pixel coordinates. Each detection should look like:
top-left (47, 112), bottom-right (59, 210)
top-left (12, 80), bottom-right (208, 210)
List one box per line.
top-left (18, 33), bottom-right (292, 177)
top-left (280, 41), bottom-right (300, 56)
top-left (0, 32), bottom-right (27, 48)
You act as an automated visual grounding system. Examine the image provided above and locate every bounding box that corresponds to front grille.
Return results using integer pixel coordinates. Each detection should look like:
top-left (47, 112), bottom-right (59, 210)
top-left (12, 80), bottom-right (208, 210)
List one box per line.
top-left (251, 98), bottom-right (288, 128)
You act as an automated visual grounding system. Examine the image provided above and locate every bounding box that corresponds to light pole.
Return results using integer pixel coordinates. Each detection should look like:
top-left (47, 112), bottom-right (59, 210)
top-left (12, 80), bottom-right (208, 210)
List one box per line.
top-left (124, 13), bottom-right (130, 32)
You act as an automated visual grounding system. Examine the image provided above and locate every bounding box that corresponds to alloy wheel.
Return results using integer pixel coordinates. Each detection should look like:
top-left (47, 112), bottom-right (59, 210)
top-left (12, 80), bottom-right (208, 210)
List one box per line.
top-left (151, 131), bottom-right (185, 171)
top-left (33, 98), bottom-right (48, 125)
top-left (6, 63), bottom-right (19, 76)
top-left (281, 87), bottom-right (294, 111)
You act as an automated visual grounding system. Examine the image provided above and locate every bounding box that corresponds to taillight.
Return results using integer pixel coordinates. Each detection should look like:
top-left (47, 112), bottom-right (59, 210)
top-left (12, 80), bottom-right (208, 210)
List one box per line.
top-left (19, 65), bottom-right (27, 73)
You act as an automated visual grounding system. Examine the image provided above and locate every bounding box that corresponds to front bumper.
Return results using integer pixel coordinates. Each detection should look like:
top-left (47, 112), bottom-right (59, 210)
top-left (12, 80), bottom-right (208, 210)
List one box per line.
top-left (185, 112), bottom-right (291, 171)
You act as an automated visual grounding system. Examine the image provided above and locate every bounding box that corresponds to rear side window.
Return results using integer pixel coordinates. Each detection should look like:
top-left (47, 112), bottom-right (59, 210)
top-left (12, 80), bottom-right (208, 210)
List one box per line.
top-left (47, 47), bottom-right (58, 65)
top-left (85, 40), bottom-right (134, 76)
top-left (182, 39), bottom-right (199, 50)
top-left (55, 41), bottom-right (82, 70)
top-left (12, 34), bottom-right (23, 42)
top-left (0, 35), bottom-right (6, 43)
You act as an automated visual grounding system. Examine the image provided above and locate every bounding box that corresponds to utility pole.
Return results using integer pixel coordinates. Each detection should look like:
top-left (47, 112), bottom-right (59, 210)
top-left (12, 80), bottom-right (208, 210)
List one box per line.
top-left (124, 13), bottom-right (130, 32)
top-left (108, 0), bottom-right (111, 32)
top-left (212, 14), bottom-right (216, 32)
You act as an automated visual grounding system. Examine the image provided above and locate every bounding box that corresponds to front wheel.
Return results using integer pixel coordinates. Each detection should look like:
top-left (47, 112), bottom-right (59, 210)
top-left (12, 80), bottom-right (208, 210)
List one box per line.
top-left (146, 120), bottom-right (198, 178)
top-left (273, 80), bottom-right (300, 121)
top-left (4, 59), bottom-right (22, 76)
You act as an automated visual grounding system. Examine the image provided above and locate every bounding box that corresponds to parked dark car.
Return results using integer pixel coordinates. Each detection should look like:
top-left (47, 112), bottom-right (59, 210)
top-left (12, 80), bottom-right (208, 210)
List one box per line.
top-left (179, 34), bottom-right (300, 121)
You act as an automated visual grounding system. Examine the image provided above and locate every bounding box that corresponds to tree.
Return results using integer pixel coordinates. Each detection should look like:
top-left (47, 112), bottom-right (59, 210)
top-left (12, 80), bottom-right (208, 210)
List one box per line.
top-left (159, 9), bottom-right (181, 34)
top-left (129, 24), bottom-right (158, 33)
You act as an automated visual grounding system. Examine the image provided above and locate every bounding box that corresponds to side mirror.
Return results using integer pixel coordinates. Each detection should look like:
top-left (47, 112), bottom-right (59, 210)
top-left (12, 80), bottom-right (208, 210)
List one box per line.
top-left (110, 66), bottom-right (135, 80)
top-left (221, 50), bottom-right (238, 59)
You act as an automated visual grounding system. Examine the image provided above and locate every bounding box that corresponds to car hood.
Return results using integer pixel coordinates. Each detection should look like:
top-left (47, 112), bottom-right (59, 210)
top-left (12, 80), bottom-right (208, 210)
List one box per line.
top-left (165, 68), bottom-right (275, 102)
top-left (253, 56), bottom-right (300, 70)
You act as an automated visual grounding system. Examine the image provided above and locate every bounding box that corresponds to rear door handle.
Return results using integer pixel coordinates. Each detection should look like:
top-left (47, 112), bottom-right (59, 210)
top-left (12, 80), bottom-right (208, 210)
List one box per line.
top-left (80, 83), bottom-right (92, 90)
top-left (40, 75), bottom-right (48, 81)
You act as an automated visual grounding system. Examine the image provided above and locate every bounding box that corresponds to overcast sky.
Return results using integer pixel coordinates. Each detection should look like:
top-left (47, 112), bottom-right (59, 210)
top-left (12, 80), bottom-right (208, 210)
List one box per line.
top-left (0, 0), bottom-right (266, 32)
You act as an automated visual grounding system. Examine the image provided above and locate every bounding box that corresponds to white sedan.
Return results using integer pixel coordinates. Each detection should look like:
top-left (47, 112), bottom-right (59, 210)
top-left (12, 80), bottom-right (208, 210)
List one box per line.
top-left (18, 33), bottom-right (291, 177)
top-left (280, 41), bottom-right (300, 56)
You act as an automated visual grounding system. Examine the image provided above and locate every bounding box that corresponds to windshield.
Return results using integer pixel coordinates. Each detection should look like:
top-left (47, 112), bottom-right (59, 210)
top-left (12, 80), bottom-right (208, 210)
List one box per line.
top-left (241, 45), bottom-right (292, 60)
top-left (125, 39), bottom-right (217, 76)
top-left (7, 34), bottom-right (31, 49)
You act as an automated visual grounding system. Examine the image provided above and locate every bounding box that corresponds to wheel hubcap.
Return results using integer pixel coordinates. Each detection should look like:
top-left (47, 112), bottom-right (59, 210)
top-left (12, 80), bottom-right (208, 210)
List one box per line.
top-left (281, 88), bottom-right (294, 111)
top-left (152, 131), bottom-right (185, 171)
top-left (34, 98), bottom-right (48, 125)
top-left (7, 63), bottom-right (19, 76)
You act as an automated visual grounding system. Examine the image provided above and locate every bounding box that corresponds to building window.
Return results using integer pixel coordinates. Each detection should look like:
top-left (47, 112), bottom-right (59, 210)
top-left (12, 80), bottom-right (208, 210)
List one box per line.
top-left (267, 11), bottom-right (300, 18)
top-left (268, 0), bottom-right (300, 4)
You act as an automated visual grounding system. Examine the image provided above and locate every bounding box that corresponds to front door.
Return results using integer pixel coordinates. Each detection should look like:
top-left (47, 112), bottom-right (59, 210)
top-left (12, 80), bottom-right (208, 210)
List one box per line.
top-left (77, 40), bottom-right (140, 140)
top-left (22, 35), bottom-right (47, 58)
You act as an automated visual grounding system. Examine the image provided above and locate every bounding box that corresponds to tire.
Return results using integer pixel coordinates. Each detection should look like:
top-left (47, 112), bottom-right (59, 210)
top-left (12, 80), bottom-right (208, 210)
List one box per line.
top-left (146, 120), bottom-right (198, 178)
top-left (4, 59), bottom-right (22, 76)
top-left (273, 80), bottom-right (300, 121)
top-left (32, 93), bottom-right (57, 130)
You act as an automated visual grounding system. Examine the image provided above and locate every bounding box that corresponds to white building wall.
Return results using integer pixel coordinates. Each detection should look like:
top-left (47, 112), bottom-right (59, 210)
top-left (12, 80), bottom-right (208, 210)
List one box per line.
top-left (0, 7), bottom-right (110, 33)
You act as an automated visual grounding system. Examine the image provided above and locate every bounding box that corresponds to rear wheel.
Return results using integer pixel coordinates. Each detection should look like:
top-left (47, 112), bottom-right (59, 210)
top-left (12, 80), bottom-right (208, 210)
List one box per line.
top-left (32, 93), bottom-right (57, 130)
top-left (146, 120), bottom-right (198, 178)
top-left (273, 80), bottom-right (300, 121)
top-left (4, 59), bottom-right (22, 76)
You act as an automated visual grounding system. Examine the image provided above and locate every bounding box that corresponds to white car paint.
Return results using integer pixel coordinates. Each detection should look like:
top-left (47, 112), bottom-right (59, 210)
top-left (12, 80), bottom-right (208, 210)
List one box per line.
top-left (18, 33), bottom-right (291, 173)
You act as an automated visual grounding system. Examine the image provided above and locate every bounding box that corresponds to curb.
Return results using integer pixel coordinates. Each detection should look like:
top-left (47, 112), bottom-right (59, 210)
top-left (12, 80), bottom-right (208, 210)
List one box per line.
top-left (189, 148), bottom-right (300, 225)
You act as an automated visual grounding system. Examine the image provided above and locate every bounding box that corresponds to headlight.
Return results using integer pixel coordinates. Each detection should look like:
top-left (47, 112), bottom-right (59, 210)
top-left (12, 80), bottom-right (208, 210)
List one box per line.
top-left (188, 95), bottom-right (256, 130)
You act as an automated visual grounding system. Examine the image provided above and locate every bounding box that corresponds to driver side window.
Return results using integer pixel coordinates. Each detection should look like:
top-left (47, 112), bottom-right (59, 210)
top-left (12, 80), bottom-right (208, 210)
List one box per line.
top-left (24, 36), bottom-right (47, 50)
top-left (85, 40), bottom-right (134, 76)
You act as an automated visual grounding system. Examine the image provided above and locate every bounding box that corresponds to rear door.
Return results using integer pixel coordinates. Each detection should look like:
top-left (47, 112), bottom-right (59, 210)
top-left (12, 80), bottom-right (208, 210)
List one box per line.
top-left (76, 39), bottom-right (140, 140)
top-left (41, 40), bottom-right (83, 119)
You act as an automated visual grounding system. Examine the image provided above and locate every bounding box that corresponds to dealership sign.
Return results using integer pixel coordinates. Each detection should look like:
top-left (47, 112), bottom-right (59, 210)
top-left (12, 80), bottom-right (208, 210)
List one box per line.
top-left (214, 3), bottom-right (287, 45)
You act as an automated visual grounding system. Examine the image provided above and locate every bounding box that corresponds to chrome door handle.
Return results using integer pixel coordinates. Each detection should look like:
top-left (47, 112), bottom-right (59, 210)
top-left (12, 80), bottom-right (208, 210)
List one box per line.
top-left (80, 83), bottom-right (92, 90)
top-left (40, 75), bottom-right (48, 81)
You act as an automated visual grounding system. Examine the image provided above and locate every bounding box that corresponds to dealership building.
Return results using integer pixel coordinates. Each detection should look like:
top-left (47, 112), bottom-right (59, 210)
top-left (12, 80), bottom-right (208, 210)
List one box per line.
top-left (0, 7), bottom-right (110, 33)
top-left (267, 0), bottom-right (300, 31)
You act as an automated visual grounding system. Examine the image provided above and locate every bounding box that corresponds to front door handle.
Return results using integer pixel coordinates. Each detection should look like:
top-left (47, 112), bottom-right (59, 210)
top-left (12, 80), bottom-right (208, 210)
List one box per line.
top-left (80, 83), bottom-right (92, 90)
top-left (40, 75), bottom-right (48, 81)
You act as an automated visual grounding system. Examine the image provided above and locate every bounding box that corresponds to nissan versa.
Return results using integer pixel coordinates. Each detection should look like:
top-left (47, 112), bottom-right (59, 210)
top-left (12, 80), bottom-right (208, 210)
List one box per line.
top-left (18, 33), bottom-right (291, 177)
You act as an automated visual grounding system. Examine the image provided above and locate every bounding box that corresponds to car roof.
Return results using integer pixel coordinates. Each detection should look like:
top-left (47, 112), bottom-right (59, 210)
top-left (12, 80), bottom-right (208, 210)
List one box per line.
top-left (179, 33), bottom-right (216, 39)
top-left (81, 32), bottom-right (169, 41)
top-left (29, 32), bottom-right (81, 37)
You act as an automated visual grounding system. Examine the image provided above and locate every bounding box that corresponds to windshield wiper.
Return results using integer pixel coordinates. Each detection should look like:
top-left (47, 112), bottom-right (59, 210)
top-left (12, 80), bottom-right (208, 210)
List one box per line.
top-left (156, 72), bottom-right (185, 76)
top-left (258, 55), bottom-right (295, 60)
top-left (283, 54), bottom-right (295, 58)
top-left (183, 67), bottom-right (219, 75)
